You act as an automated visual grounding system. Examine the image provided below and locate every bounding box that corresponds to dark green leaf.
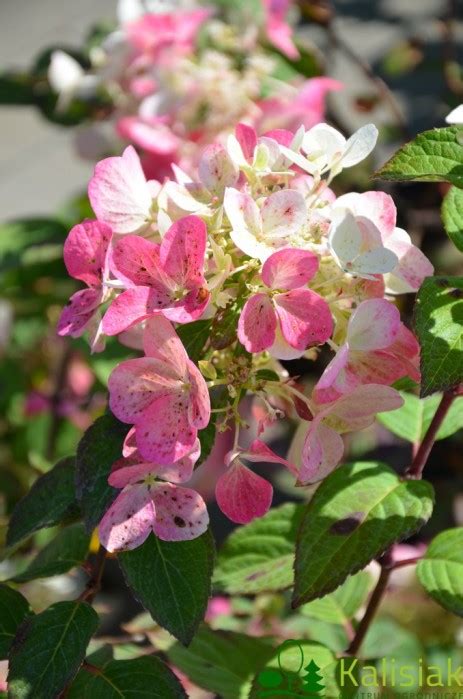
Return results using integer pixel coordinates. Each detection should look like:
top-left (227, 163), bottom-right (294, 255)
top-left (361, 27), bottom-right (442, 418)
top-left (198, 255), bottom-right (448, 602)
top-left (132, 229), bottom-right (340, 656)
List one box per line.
top-left (119, 531), bottom-right (215, 645)
top-left (0, 72), bottom-right (35, 105)
top-left (214, 503), bottom-right (304, 594)
top-left (8, 601), bottom-right (98, 699)
top-left (442, 186), bottom-right (463, 252)
top-left (11, 523), bottom-right (90, 583)
top-left (254, 369), bottom-right (280, 382)
top-left (378, 390), bottom-right (463, 441)
top-left (196, 413), bottom-right (217, 468)
top-left (414, 276), bottom-right (463, 396)
top-left (68, 656), bottom-right (187, 698)
top-left (76, 413), bottom-right (130, 532)
top-left (176, 319), bottom-right (212, 362)
top-left (417, 527), bottom-right (463, 616)
top-left (293, 462), bottom-right (434, 607)
top-left (210, 299), bottom-right (242, 349)
top-left (376, 126), bottom-right (463, 187)
top-left (0, 585), bottom-right (32, 660)
top-left (7, 457), bottom-right (80, 548)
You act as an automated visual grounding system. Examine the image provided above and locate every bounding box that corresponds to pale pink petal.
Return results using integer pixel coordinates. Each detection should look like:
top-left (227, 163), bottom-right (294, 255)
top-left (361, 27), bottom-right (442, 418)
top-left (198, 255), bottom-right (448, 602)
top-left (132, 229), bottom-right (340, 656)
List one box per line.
top-left (347, 299), bottom-right (400, 351)
top-left (263, 0), bottom-right (299, 59)
top-left (268, 325), bottom-right (305, 360)
top-left (142, 316), bottom-right (188, 379)
top-left (123, 426), bottom-right (138, 458)
top-left (159, 215), bottom-right (207, 288)
top-left (152, 483), bottom-right (209, 541)
top-left (108, 357), bottom-right (181, 423)
top-left (109, 461), bottom-right (158, 488)
top-left (103, 287), bottom-right (169, 335)
top-left (238, 293), bottom-right (277, 353)
top-left (313, 344), bottom-right (353, 405)
top-left (300, 420), bottom-right (344, 484)
top-left (245, 439), bottom-right (298, 477)
top-left (156, 439), bottom-right (200, 483)
top-left (347, 349), bottom-right (412, 388)
top-left (215, 462), bottom-right (273, 524)
top-left (224, 188), bottom-right (262, 242)
top-left (262, 248), bottom-right (319, 290)
top-left (389, 324), bottom-right (420, 360)
top-left (57, 288), bottom-right (103, 337)
top-left (116, 117), bottom-right (179, 156)
top-left (136, 394), bottom-right (197, 464)
top-left (198, 143), bottom-right (238, 195)
top-left (236, 123), bottom-right (257, 160)
top-left (63, 220), bottom-right (112, 287)
top-left (261, 189), bottom-right (306, 238)
top-left (98, 485), bottom-right (155, 553)
top-left (329, 384), bottom-right (404, 431)
top-left (88, 145), bottom-right (152, 234)
top-left (383, 227), bottom-right (434, 293)
top-left (336, 191), bottom-right (396, 237)
top-left (274, 289), bottom-right (333, 350)
top-left (187, 361), bottom-right (211, 429)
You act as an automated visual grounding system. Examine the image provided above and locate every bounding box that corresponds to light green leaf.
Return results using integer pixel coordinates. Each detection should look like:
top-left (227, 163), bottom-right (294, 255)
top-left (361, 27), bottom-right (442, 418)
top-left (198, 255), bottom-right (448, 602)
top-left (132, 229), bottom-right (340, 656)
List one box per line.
top-left (119, 531), bottom-right (215, 645)
top-left (377, 391), bottom-right (463, 442)
top-left (167, 626), bottom-right (273, 699)
top-left (0, 585), bottom-right (32, 660)
top-left (0, 218), bottom-right (67, 273)
top-left (414, 276), bottom-right (463, 396)
top-left (68, 656), bottom-right (187, 698)
top-left (301, 570), bottom-right (373, 625)
top-left (417, 527), bottom-right (463, 616)
top-left (376, 126), bottom-right (463, 186)
top-left (293, 462), bottom-right (434, 607)
top-left (214, 503), bottom-right (304, 594)
top-left (76, 413), bottom-right (130, 532)
top-left (11, 523), bottom-right (90, 583)
top-left (7, 457), bottom-right (79, 548)
top-left (8, 601), bottom-right (98, 699)
top-left (361, 618), bottom-right (422, 659)
top-left (442, 185), bottom-right (463, 252)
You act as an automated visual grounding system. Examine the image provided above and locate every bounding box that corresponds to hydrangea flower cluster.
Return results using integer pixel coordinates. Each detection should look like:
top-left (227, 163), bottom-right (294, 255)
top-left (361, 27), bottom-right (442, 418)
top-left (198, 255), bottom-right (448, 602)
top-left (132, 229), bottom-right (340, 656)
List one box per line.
top-left (58, 119), bottom-right (434, 552)
top-left (48, 0), bottom-right (341, 179)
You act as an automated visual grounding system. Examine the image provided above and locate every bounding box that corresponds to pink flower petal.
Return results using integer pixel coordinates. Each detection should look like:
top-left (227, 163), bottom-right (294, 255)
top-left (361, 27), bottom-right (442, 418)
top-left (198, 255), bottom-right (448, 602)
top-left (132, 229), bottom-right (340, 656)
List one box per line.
top-left (313, 344), bottom-right (353, 405)
top-left (347, 299), bottom-right (400, 351)
top-left (262, 248), bottom-right (319, 290)
top-left (235, 123), bottom-right (257, 160)
top-left (245, 439), bottom-right (298, 477)
top-left (215, 462), bottom-right (273, 524)
top-left (162, 288), bottom-right (210, 324)
top-left (238, 293), bottom-right (277, 352)
top-left (187, 361), bottom-right (211, 429)
top-left (136, 393), bottom-right (197, 464)
top-left (98, 485), bottom-right (155, 552)
top-left (159, 215), bottom-right (207, 288)
top-left (198, 143), bottom-right (238, 195)
top-left (328, 384), bottom-right (404, 432)
top-left (263, 129), bottom-right (294, 147)
top-left (300, 420), bottom-right (344, 483)
top-left (274, 289), bottom-right (333, 350)
top-left (261, 189), bottom-right (306, 238)
top-left (109, 461), bottom-right (159, 488)
top-left (103, 287), bottom-right (170, 335)
top-left (111, 234), bottom-right (167, 288)
top-left (57, 288), bottom-right (103, 337)
top-left (152, 483), bottom-right (209, 541)
top-left (336, 191), bottom-right (396, 237)
top-left (142, 317), bottom-right (188, 379)
top-left (384, 228), bottom-right (434, 293)
top-left (88, 145), bottom-right (152, 234)
top-left (156, 439), bottom-right (200, 483)
top-left (116, 117), bottom-right (179, 156)
top-left (123, 426), bottom-right (138, 457)
top-left (63, 220), bottom-right (112, 287)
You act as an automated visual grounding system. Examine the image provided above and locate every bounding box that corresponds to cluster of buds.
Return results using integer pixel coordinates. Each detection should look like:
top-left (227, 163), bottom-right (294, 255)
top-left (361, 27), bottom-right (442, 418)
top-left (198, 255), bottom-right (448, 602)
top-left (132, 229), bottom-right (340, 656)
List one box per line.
top-left (58, 118), bottom-right (434, 552)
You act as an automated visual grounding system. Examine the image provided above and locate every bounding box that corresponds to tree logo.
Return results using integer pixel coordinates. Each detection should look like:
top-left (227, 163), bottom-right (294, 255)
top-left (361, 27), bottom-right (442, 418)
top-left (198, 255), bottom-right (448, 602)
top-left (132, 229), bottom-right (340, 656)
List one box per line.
top-left (256, 640), bottom-right (325, 697)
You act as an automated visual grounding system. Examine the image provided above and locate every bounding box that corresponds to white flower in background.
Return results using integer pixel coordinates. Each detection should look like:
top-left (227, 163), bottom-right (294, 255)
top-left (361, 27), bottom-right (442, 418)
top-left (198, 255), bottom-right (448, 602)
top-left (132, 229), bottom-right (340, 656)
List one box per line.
top-left (445, 104), bottom-right (463, 124)
top-left (48, 51), bottom-right (100, 111)
top-left (117, 0), bottom-right (196, 25)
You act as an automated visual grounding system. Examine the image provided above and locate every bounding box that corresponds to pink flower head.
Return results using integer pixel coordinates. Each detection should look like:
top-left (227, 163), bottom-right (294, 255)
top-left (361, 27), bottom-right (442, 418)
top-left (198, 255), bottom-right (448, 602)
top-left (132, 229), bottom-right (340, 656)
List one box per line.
top-left (99, 444), bottom-right (207, 551)
top-left (88, 145), bottom-right (154, 235)
top-left (238, 248), bottom-right (333, 359)
top-left (116, 116), bottom-right (179, 157)
top-left (126, 10), bottom-right (211, 58)
top-left (301, 384), bottom-right (404, 483)
top-left (227, 124), bottom-right (288, 176)
top-left (262, 0), bottom-right (299, 60)
top-left (314, 299), bottom-right (420, 405)
top-left (198, 143), bottom-right (239, 197)
top-left (103, 215), bottom-right (209, 335)
top-left (335, 191), bottom-right (434, 292)
top-left (215, 439), bottom-right (297, 524)
top-left (57, 220), bottom-right (112, 349)
top-left (108, 316), bottom-right (211, 463)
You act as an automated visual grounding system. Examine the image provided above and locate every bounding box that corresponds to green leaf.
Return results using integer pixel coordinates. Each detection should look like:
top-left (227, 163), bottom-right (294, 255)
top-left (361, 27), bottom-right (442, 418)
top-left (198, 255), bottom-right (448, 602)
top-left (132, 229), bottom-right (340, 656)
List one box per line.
top-left (214, 503), bottom-right (304, 594)
top-left (301, 570), bottom-right (373, 625)
top-left (8, 601), bottom-right (99, 699)
top-left (11, 523), bottom-right (90, 583)
top-left (0, 218), bottom-right (67, 273)
top-left (0, 72), bottom-right (35, 105)
top-left (167, 626), bottom-right (273, 699)
top-left (0, 585), bottom-right (32, 660)
top-left (378, 391), bottom-right (463, 442)
top-left (414, 276), bottom-right (463, 396)
top-left (417, 527), bottom-right (463, 616)
top-left (361, 617), bottom-right (422, 659)
top-left (196, 413), bottom-right (217, 468)
top-left (442, 186), bottom-right (463, 252)
top-left (7, 457), bottom-right (79, 548)
top-left (119, 531), bottom-right (215, 645)
top-left (68, 656), bottom-right (187, 698)
top-left (76, 413), bottom-right (130, 532)
top-left (376, 126), bottom-right (463, 186)
top-left (176, 319), bottom-right (212, 362)
top-left (293, 462), bottom-right (434, 607)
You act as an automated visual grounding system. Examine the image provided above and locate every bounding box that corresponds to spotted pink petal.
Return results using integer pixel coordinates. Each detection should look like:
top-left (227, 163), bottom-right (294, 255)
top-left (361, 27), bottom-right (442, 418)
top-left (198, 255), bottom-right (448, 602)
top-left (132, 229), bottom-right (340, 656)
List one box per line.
top-left (245, 439), bottom-right (298, 477)
top-left (142, 317), bottom-right (188, 379)
top-left (136, 393), bottom-right (197, 464)
top-left (262, 248), bottom-right (319, 290)
top-left (238, 293), bottom-right (277, 353)
top-left (57, 288), bottom-right (103, 337)
top-left (235, 123), bottom-right (258, 160)
top-left (160, 215), bottom-right (207, 289)
top-left (162, 288), bottom-right (210, 324)
top-left (300, 420), bottom-right (344, 484)
top-left (187, 361), bottom-right (211, 429)
top-left (103, 287), bottom-right (169, 335)
top-left (215, 462), bottom-right (273, 524)
top-left (156, 439), bottom-right (200, 483)
top-left (152, 482), bottom-right (209, 541)
top-left (88, 145), bottom-right (152, 234)
top-left (261, 189), bottom-right (306, 238)
top-left (108, 357), bottom-right (182, 424)
top-left (198, 143), bottom-right (238, 195)
top-left (274, 289), bottom-right (333, 350)
top-left (98, 485), bottom-right (154, 552)
top-left (111, 235), bottom-right (167, 288)
top-left (347, 299), bottom-right (400, 351)
top-left (63, 220), bottom-right (112, 287)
